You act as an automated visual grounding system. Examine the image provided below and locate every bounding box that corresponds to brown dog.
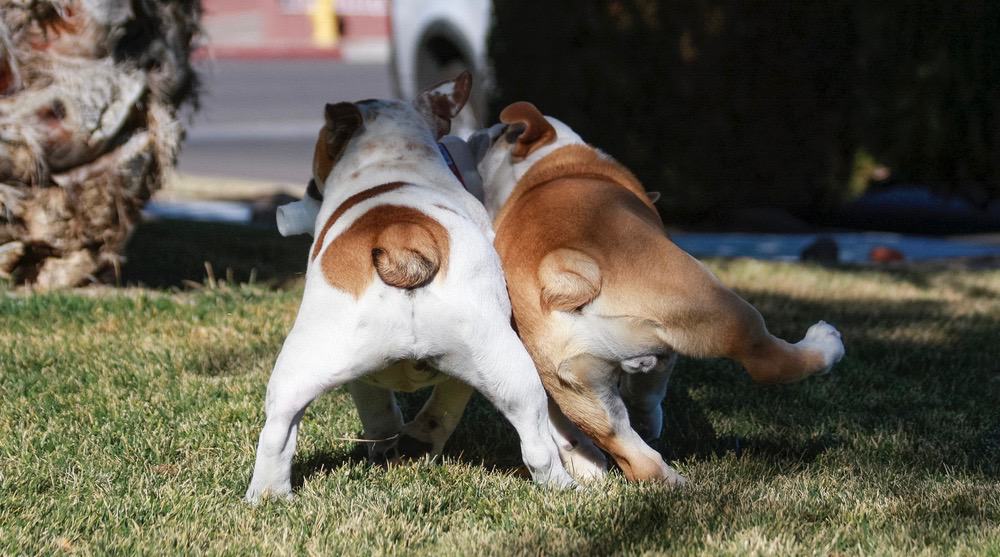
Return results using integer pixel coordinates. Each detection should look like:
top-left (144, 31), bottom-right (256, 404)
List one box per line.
top-left (471, 102), bottom-right (845, 484)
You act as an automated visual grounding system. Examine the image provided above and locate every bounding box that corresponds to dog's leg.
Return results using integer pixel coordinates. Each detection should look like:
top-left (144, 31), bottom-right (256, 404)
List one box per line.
top-left (546, 353), bottom-right (685, 485)
top-left (636, 250), bottom-right (844, 383)
top-left (619, 353), bottom-right (676, 442)
top-left (437, 325), bottom-right (576, 489)
top-left (547, 398), bottom-right (608, 481)
top-left (245, 326), bottom-right (365, 503)
top-left (651, 281), bottom-right (844, 383)
top-left (347, 380), bottom-right (403, 462)
top-left (397, 378), bottom-right (475, 459)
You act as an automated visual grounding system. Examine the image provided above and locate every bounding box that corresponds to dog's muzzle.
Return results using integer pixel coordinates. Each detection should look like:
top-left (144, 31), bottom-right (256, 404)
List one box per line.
top-left (276, 181), bottom-right (322, 237)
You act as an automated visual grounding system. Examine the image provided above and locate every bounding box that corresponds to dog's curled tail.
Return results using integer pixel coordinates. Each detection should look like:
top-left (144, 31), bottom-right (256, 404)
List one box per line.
top-left (372, 218), bottom-right (449, 290)
top-left (538, 248), bottom-right (602, 312)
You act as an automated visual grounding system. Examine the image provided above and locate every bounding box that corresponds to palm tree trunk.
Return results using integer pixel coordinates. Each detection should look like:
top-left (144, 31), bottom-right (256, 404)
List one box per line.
top-left (0, 0), bottom-right (201, 288)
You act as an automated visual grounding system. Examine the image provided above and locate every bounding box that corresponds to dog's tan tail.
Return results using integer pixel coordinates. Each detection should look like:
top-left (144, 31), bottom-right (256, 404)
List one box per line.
top-left (372, 217), bottom-right (449, 290)
top-left (538, 248), bottom-right (602, 312)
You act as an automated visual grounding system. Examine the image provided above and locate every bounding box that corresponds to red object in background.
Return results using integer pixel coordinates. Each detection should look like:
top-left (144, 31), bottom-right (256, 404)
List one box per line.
top-left (869, 246), bottom-right (905, 263)
top-left (199, 0), bottom-right (388, 59)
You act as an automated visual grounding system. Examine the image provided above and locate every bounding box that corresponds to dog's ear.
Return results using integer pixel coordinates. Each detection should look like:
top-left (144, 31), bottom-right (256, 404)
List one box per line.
top-left (415, 71), bottom-right (473, 138)
top-left (314, 102), bottom-right (363, 185)
top-left (499, 102), bottom-right (556, 158)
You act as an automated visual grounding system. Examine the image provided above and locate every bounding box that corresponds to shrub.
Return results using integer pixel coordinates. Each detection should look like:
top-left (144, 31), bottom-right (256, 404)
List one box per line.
top-left (488, 1), bottom-right (1000, 222)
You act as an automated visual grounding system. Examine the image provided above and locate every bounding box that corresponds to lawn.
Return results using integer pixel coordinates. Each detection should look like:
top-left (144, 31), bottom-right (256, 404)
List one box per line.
top-left (1, 221), bottom-right (999, 555)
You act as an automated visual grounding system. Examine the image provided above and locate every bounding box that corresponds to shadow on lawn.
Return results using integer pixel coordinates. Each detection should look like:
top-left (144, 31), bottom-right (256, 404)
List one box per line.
top-left (285, 284), bottom-right (997, 486)
top-left (122, 219), bottom-right (311, 288)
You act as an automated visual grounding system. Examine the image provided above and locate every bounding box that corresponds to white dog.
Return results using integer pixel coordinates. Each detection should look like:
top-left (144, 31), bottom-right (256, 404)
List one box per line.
top-left (245, 76), bottom-right (575, 502)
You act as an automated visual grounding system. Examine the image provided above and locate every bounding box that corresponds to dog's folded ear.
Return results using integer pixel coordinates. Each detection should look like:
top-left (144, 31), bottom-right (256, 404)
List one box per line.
top-left (499, 102), bottom-right (556, 158)
top-left (314, 102), bottom-right (364, 185)
top-left (324, 102), bottom-right (364, 155)
top-left (415, 70), bottom-right (473, 138)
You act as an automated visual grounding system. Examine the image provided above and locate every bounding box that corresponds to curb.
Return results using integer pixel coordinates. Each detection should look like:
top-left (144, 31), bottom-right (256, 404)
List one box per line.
top-left (193, 45), bottom-right (343, 61)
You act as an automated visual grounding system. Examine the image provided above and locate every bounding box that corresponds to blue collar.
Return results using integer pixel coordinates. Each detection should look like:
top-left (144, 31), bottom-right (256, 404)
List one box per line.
top-left (438, 143), bottom-right (467, 189)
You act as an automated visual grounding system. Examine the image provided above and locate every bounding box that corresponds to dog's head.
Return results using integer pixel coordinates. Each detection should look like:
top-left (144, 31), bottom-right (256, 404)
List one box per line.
top-left (470, 102), bottom-right (584, 217)
top-left (310, 71), bottom-right (472, 198)
top-left (276, 73), bottom-right (471, 237)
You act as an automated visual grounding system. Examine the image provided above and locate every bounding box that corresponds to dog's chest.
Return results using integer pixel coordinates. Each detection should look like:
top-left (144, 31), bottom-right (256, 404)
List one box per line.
top-left (361, 359), bottom-right (446, 392)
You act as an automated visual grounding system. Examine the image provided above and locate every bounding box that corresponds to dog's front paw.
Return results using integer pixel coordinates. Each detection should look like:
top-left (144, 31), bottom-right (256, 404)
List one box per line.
top-left (367, 436), bottom-right (401, 464)
top-left (538, 467), bottom-right (578, 490)
top-left (390, 419), bottom-right (447, 462)
top-left (629, 406), bottom-right (664, 443)
top-left (396, 433), bottom-right (435, 460)
top-left (800, 320), bottom-right (845, 374)
top-left (560, 443), bottom-right (608, 483)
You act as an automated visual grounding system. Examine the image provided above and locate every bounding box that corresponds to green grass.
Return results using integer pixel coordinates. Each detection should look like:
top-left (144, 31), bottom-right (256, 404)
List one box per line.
top-left (2, 222), bottom-right (999, 555)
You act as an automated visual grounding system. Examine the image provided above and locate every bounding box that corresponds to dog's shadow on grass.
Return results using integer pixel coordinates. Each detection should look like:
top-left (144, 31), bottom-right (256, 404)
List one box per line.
top-left (290, 392), bottom-right (530, 489)
top-left (657, 378), bottom-right (840, 466)
top-left (288, 279), bottom-right (1000, 487)
top-left (121, 223), bottom-right (997, 481)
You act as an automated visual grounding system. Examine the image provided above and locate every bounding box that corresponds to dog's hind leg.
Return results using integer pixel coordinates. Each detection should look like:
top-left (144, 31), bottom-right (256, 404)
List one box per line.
top-left (397, 378), bottom-right (475, 459)
top-left (649, 280), bottom-right (844, 384)
top-left (246, 326), bottom-right (369, 503)
top-left (619, 353), bottom-right (676, 442)
top-left (347, 380), bottom-right (403, 462)
top-left (436, 323), bottom-right (576, 489)
top-left (546, 353), bottom-right (685, 485)
top-left (620, 245), bottom-right (844, 384)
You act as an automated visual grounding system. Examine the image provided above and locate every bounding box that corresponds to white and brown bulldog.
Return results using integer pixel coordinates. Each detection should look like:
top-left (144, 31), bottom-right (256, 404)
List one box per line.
top-left (470, 102), bottom-right (845, 484)
top-left (245, 78), bottom-right (575, 502)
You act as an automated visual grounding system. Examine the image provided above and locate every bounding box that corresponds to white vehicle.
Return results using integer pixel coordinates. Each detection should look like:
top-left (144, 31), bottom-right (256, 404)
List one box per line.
top-left (389, 0), bottom-right (491, 135)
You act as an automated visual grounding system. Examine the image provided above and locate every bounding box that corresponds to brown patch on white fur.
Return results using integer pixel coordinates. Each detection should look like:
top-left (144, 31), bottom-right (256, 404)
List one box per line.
top-left (499, 102), bottom-right (557, 159)
top-left (313, 102), bottom-right (364, 188)
top-left (493, 143), bottom-right (836, 482)
top-left (311, 182), bottom-right (405, 260)
top-left (321, 204), bottom-right (449, 297)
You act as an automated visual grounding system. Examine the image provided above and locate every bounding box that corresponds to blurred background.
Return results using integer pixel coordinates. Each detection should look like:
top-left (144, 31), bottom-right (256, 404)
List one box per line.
top-left (2, 0), bottom-right (998, 288)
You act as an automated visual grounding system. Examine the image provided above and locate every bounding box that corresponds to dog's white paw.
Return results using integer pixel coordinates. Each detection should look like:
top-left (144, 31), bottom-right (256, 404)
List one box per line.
top-left (663, 468), bottom-right (688, 488)
top-left (543, 468), bottom-right (579, 490)
top-left (244, 484), bottom-right (293, 505)
top-left (799, 320), bottom-right (845, 373)
top-left (560, 443), bottom-right (608, 483)
top-left (621, 355), bottom-right (658, 374)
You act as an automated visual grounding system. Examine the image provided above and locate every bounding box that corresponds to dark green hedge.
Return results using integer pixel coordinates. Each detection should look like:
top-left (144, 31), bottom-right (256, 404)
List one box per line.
top-left (488, 1), bottom-right (1000, 221)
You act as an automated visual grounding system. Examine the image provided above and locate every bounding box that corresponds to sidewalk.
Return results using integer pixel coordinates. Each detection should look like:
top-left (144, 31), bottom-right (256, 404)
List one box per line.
top-left (149, 173), bottom-right (1000, 265)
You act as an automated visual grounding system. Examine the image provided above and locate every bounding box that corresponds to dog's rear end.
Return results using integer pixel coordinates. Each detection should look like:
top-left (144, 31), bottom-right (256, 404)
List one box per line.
top-left (245, 85), bottom-right (575, 503)
top-left (487, 103), bottom-right (844, 483)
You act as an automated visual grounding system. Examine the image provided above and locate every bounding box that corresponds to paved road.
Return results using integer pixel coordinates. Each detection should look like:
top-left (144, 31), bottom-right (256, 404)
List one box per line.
top-left (177, 60), bottom-right (392, 183)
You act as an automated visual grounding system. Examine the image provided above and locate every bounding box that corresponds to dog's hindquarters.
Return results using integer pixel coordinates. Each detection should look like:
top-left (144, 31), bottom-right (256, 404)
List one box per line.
top-left (525, 232), bottom-right (843, 483)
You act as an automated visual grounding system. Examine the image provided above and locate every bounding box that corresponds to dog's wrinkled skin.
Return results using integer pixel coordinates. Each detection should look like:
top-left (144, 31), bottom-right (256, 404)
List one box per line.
top-left (245, 80), bottom-right (575, 503)
top-left (471, 102), bottom-right (845, 484)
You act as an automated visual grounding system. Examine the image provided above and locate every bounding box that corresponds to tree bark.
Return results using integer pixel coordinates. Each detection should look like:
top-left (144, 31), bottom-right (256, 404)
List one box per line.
top-left (0, 0), bottom-right (201, 288)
